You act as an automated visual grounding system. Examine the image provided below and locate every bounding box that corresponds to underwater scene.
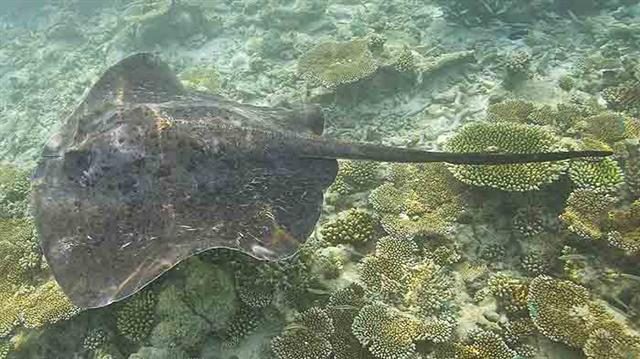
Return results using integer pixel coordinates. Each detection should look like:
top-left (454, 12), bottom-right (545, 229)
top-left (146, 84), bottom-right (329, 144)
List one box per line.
top-left (1, 0), bottom-right (640, 358)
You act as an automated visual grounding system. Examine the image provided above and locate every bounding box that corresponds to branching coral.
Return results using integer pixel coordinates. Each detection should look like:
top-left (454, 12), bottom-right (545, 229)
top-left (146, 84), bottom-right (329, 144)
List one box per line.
top-left (488, 273), bottom-right (529, 315)
top-left (325, 284), bottom-right (370, 359)
top-left (297, 39), bottom-right (378, 88)
top-left (580, 112), bottom-right (631, 144)
top-left (369, 163), bottom-right (464, 238)
top-left (0, 163), bottom-right (31, 219)
top-left (559, 189), bottom-right (616, 240)
top-left (223, 305), bottom-right (262, 346)
top-left (116, 290), bottom-right (157, 343)
top-left (445, 122), bottom-right (567, 191)
top-left (320, 209), bottom-right (376, 245)
top-left (352, 303), bottom-right (422, 359)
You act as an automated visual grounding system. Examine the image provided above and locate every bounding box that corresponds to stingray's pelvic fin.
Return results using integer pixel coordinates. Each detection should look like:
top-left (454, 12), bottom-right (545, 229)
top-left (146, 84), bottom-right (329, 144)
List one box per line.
top-left (297, 138), bottom-right (613, 164)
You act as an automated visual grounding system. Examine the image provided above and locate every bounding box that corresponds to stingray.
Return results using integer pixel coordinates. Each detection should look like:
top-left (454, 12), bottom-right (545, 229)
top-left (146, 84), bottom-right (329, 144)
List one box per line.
top-left (31, 53), bottom-right (611, 309)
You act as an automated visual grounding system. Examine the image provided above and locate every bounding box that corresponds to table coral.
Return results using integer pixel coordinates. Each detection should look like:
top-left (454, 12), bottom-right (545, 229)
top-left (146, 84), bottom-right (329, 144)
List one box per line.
top-left (370, 163), bottom-right (464, 238)
top-left (445, 122), bottom-right (567, 191)
top-left (297, 39), bottom-right (378, 89)
top-left (352, 303), bottom-right (422, 359)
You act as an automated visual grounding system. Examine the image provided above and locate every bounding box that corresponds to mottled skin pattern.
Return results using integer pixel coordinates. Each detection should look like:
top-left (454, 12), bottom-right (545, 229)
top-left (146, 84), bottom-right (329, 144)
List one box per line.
top-left (32, 54), bottom-right (611, 308)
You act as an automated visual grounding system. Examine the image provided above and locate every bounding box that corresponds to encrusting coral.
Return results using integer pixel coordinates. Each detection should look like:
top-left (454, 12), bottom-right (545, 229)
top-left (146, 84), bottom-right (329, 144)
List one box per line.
top-left (445, 122), bottom-right (567, 191)
top-left (369, 163), bottom-right (464, 238)
top-left (297, 38), bottom-right (378, 89)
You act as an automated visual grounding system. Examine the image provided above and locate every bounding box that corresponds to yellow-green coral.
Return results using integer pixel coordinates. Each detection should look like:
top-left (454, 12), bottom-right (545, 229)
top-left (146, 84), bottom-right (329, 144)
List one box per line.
top-left (569, 157), bottom-right (624, 194)
top-left (528, 276), bottom-right (640, 357)
top-left (559, 189), bottom-right (616, 240)
top-left (445, 122), bottom-right (567, 191)
top-left (487, 100), bottom-right (535, 123)
top-left (580, 112), bottom-right (629, 144)
top-left (320, 209), bottom-right (376, 245)
top-left (369, 163), bottom-right (464, 238)
top-left (0, 218), bottom-right (78, 337)
top-left (297, 39), bottom-right (378, 88)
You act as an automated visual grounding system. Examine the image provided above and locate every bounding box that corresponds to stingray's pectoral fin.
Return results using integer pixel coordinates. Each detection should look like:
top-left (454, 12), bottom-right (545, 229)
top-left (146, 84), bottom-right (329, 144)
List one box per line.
top-left (297, 138), bottom-right (613, 164)
top-left (82, 53), bottom-right (184, 110)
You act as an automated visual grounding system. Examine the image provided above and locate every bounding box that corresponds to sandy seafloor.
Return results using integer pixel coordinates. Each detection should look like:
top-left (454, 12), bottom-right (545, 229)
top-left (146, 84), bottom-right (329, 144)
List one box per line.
top-left (1, 1), bottom-right (640, 358)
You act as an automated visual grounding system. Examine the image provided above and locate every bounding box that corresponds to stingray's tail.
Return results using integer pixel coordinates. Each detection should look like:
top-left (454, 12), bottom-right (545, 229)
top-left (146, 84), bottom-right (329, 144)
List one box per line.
top-left (297, 138), bottom-right (612, 164)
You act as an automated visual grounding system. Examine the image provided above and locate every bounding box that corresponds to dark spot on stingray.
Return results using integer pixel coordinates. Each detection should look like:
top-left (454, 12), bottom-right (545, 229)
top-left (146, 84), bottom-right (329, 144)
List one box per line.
top-left (32, 53), bottom-right (612, 309)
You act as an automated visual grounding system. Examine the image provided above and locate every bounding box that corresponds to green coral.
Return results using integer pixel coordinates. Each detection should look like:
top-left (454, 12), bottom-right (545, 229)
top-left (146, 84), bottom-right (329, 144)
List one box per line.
top-left (351, 303), bottom-right (422, 359)
top-left (179, 65), bottom-right (220, 93)
top-left (580, 112), bottom-right (630, 144)
top-left (149, 258), bottom-right (236, 351)
top-left (559, 189), bottom-right (616, 240)
top-left (369, 163), bottom-right (464, 238)
top-left (320, 209), bottom-right (376, 245)
top-left (506, 51), bottom-right (531, 75)
top-left (223, 305), bottom-right (262, 346)
top-left (569, 157), bottom-right (624, 194)
top-left (445, 122), bottom-right (567, 191)
top-left (0, 163), bottom-right (31, 219)
top-left (393, 46), bottom-right (415, 73)
top-left (116, 290), bottom-right (156, 343)
top-left (297, 39), bottom-right (378, 88)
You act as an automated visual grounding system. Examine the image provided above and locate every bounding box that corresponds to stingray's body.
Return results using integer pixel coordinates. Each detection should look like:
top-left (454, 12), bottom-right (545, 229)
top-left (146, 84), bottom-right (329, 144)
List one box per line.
top-left (32, 54), bottom-right (610, 308)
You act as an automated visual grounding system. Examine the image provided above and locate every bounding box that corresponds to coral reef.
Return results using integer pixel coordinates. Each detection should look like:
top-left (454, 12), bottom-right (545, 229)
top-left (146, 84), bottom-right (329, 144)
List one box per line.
top-left (559, 189), bottom-right (616, 240)
top-left (297, 39), bottom-right (378, 89)
top-left (445, 122), bottom-right (567, 191)
top-left (0, 164), bottom-right (30, 219)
